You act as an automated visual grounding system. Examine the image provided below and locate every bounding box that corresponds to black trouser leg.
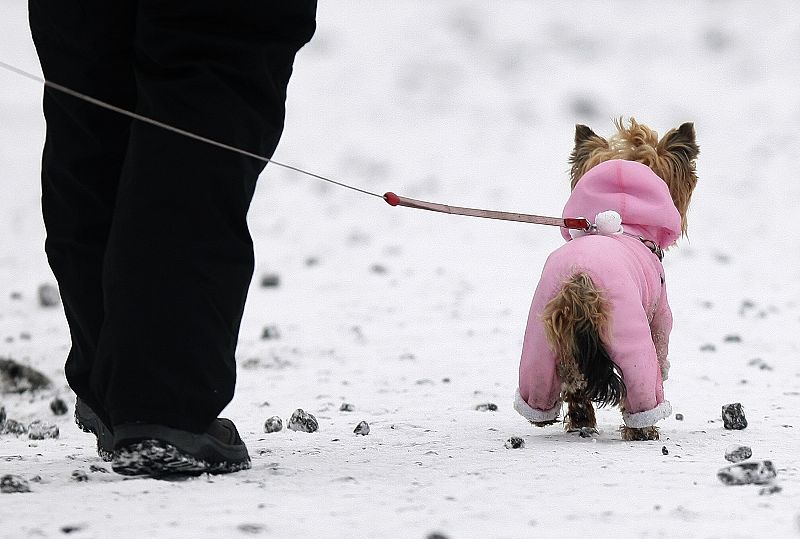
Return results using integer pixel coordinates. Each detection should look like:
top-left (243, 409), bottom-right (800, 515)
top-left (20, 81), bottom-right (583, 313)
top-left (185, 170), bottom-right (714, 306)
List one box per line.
top-left (31, 0), bottom-right (316, 433)
top-left (93, 1), bottom-right (316, 432)
top-left (30, 1), bottom-right (137, 421)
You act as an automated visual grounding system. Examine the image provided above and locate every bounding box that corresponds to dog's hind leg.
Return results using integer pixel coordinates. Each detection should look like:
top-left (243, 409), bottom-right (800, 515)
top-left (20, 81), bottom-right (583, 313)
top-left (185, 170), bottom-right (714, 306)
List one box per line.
top-left (565, 394), bottom-right (597, 432)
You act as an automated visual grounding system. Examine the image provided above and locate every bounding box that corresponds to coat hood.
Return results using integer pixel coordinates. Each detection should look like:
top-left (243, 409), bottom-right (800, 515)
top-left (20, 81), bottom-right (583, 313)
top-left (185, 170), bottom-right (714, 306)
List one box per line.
top-left (560, 159), bottom-right (682, 248)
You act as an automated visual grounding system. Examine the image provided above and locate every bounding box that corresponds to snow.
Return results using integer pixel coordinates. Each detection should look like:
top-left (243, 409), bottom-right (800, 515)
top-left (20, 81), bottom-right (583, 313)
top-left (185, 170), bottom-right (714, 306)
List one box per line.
top-left (2, 0), bottom-right (800, 537)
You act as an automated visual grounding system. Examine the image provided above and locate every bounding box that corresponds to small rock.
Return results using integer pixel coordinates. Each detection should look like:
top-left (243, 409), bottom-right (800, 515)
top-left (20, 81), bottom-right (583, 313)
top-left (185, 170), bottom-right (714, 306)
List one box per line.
top-left (287, 409), bottom-right (318, 433)
top-left (475, 403), bottom-right (498, 412)
top-left (89, 465), bottom-right (108, 473)
top-left (661, 446), bottom-right (669, 455)
top-left (700, 343), bottom-right (717, 352)
top-left (60, 525), bottom-right (84, 534)
top-left (260, 274), bottom-right (281, 288)
top-left (370, 264), bottom-right (388, 274)
top-left (1, 474), bottom-right (31, 493)
top-left (71, 470), bottom-right (89, 482)
top-left (747, 358), bottom-right (773, 371)
top-left (675, 413), bottom-right (684, 421)
top-left (0, 357), bottom-right (53, 393)
top-left (717, 460), bottom-right (776, 485)
top-left (260, 326), bottom-right (280, 340)
top-left (50, 397), bottom-right (68, 416)
top-left (759, 484), bottom-right (782, 496)
top-left (505, 436), bottom-right (524, 449)
top-left (37, 284), bottom-right (61, 307)
top-left (724, 334), bottom-right (742, 343)
top-left (724, 445), bottom-right (752, 463)
top-left (1, 419), bottom-right (28, 436)
top-left (263, 416), bottom-right (283, 433)
top-left (28, 420), bottom-right (59, 440)
top-left (722, 403), bottom-right (748, 430)
top-left (238, 524), bottom-right (265, 535)
top-left (339, 403), bottom-right (355, 412)
top-left (354, 421), bottom-right (370, 435)
top-left (426, 533), bottom-right (450, 539)
top-left (10, 292), bottom-right (22, 301)
top-left (305, 257), bottom-right (320, 267)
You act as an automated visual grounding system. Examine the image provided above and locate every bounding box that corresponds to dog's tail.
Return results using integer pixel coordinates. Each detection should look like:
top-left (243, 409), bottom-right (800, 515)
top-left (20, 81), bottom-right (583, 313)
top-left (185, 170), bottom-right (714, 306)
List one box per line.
top-left (541, 273), bottom-right (625, 407)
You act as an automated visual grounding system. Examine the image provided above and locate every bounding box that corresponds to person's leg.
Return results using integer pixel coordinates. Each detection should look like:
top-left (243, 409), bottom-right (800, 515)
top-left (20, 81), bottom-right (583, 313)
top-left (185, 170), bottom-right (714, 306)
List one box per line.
top-left (29, 1), bottom-right (137, 426)
top-left (93, 1), bottom-right (316, 437)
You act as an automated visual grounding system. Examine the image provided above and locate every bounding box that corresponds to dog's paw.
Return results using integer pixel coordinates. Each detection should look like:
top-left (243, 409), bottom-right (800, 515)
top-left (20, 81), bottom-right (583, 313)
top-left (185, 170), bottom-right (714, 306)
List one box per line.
top-left (567, 426), bottom-right (599, 438)
top-left (531, 419), bottom-right (559, 427)
top-left (620, 425), bottom-right (660, 441)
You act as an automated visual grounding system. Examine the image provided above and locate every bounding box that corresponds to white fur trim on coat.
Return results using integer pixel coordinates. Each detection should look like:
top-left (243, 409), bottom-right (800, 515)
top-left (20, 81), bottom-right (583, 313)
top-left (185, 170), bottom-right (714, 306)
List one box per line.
top-left (622, 400), bottom-right (672, 428)
top-left (514, 388), bottom-right (561, 423)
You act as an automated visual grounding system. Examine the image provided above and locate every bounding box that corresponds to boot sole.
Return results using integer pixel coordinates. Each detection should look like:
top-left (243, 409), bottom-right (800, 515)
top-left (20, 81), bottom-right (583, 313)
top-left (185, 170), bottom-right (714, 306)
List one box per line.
top-left (113, 439), bottom-right (251, 477)
top-left (112, 423), bottom-right (251, 477)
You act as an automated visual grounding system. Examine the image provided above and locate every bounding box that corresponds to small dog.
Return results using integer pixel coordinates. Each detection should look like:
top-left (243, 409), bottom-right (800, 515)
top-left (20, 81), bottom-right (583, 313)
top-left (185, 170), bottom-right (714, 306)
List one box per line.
top-left (514, 118), bottom-right (698, 440)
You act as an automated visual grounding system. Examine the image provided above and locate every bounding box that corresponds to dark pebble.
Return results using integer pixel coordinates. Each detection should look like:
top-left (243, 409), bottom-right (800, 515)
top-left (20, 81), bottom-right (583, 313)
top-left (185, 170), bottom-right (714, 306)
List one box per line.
top-left (759, 484), bottom-right (782, 496)
top-left (71, 470), bottom-right (89, 482)
top-left (238, 524), bottom-right (265, 535)
top-left (50, 397), bottom-right (68, 416)
top-left (475, 403), bottom-right (498, 412)
top-left (699, 343), bottom-right (717, 352)
top-left (675, 413), bottom-right (684, 421)
top-left (287, 409), bottom-right (318, 433)
top-left (260, 325), bottom-right (281, 340)
top-left (724, 334), bottom-right (742, 343)
top-left (505, 436), bottom-right (524, 449)
top-left (724, 445), bottom-right (752, 463)
top-left (37, 284), bottom-right (61, 307)
top-left (1, 474), bottom-right (31, 493)
top-left (260, 274), bottom-right (281, 288)
top-left (1, 419), bottom-right (28, 436)
top-left (339, 403), bottom-right (355, 412)
top-left (0, 357), bottom-right (53, 393)
top-left (722, 403), bottom-right (748, 430)
top-left (661, 446), bottom-right (669, 455)
top-left (264, 416), bottom-right (283, 433)
top-left (354, 421), bottom-right (370, 435)
top-left (717, 460), bottom-right (776, 485)
top-left (27, 420), bottom-right (59, 440)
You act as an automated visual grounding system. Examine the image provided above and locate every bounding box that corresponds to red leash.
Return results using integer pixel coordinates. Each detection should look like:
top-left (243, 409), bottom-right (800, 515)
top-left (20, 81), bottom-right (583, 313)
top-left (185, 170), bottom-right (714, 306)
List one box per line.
top-left (383, 192), bottom-right (591, 230)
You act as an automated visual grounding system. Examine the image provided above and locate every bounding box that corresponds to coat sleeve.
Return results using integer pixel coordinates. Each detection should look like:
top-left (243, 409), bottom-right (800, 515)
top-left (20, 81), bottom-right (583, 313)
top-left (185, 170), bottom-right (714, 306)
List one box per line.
top-left (649, 285), bottom-right (673, 382)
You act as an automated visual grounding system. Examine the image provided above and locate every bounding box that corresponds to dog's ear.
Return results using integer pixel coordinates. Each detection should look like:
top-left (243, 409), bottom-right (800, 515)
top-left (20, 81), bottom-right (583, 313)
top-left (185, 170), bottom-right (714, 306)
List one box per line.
top-left (656, 122), bottom-right (699, 236)
top-left (570, 124), bottom-right (609, 188)
top-left (659, 122), bottom-right (699, 162)
top-left (575, 124), bottom-right (599, 145)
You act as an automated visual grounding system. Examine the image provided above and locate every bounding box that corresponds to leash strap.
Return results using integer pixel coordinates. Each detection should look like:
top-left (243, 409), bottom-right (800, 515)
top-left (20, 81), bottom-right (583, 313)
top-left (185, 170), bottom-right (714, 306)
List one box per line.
top-left (383, 192), bottom-right (591, 230)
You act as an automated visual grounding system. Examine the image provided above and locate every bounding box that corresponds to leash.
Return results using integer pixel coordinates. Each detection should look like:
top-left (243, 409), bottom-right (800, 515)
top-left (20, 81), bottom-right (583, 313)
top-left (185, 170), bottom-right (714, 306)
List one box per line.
top-left (0, 59), bottom-right (593, 231)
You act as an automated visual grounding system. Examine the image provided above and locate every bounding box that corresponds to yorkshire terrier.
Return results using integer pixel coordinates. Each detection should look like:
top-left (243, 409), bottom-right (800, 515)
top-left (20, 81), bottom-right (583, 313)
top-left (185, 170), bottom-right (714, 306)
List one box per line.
top-left (514, 118), bottom-right (698, 441)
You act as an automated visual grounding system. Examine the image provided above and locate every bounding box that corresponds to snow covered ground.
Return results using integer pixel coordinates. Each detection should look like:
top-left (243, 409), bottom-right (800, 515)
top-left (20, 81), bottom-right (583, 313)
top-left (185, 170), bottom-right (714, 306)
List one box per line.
top-left (2, 1), bottom-right (800, 537)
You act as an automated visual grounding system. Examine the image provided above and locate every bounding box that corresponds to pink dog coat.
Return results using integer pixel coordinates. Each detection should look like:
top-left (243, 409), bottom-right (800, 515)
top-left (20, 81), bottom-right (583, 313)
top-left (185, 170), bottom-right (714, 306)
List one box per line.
top-left (514, 159), bottom-right (682, 428)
